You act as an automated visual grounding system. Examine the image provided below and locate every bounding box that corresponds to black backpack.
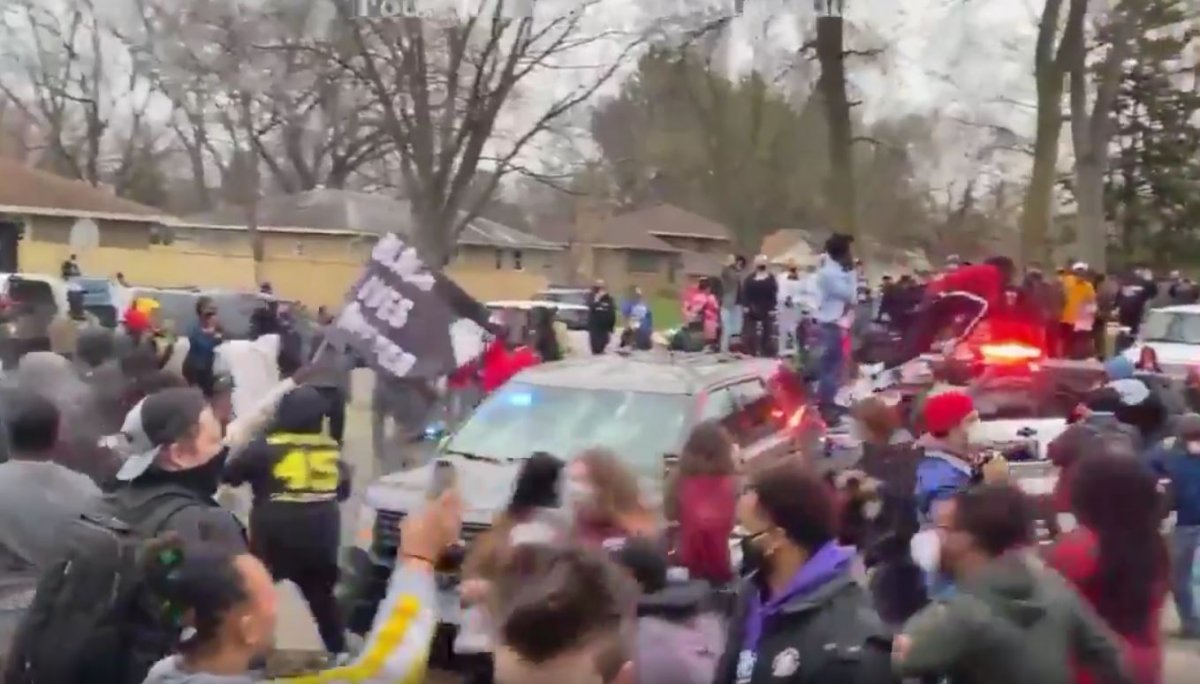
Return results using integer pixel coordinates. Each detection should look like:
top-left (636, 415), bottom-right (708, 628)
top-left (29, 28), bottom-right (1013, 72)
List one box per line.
top-left (3, 487), bottom-right (200, 684)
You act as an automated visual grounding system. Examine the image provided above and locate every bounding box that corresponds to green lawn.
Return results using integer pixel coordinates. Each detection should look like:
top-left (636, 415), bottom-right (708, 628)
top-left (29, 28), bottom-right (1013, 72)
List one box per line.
top-left (650, 294), bottom-right (683, 330)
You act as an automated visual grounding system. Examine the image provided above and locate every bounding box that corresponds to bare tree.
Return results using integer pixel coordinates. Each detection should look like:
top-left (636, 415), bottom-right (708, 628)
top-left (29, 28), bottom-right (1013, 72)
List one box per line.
top-left (0, 0), bottom-right (169, 198)
top-left (319, 0), bottom-right (647, 266)
top-left (1018, 0), bottom-right (1088, 264)
top-left (126, 0), bottom-right (386, 209)
top-left (1067, 3), bottom-right (1140, 272)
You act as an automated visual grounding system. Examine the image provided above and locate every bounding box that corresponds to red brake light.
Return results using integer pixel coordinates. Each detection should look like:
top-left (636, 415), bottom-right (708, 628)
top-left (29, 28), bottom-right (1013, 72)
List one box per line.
top-left (979, 342), bottom-right (1042, 363)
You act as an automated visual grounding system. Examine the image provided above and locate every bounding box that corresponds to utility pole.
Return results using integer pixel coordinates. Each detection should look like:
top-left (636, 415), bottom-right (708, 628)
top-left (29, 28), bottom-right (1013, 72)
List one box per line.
top-left (815, 1), bottom-right (857, 241)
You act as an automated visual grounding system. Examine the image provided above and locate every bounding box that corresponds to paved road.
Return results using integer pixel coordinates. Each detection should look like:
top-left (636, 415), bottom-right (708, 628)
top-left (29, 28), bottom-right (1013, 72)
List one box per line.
top-left (267, 369), bottom-right (1200, 682)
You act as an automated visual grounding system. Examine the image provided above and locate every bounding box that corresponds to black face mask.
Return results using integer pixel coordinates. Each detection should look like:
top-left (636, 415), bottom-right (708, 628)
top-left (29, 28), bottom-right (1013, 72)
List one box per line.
top-left (173, 448), bottom-right (229, 499)
top-left (740, 528), bottom-right (771, 578)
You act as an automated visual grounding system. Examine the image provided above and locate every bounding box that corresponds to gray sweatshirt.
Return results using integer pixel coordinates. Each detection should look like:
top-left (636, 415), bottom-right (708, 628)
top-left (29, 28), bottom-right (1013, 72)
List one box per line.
top-left (141, 563), bottom-right (437, 683)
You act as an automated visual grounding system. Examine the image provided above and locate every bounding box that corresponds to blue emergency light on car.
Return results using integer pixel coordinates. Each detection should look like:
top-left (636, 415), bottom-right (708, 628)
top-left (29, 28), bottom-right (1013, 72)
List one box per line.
top-left (506, 391), bottom-right (533, 407)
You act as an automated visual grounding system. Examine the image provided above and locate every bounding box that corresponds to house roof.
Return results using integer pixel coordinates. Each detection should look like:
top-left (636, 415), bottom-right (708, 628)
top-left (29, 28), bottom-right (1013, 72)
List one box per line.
top-left (0, 158), bottom-right (171, 223)
top-left (761, 229), bottom-right (814, 259)
top-left (532, 216), bottom-right (679, 252)
top-left (631, 204), bottom-right (731, 241)
top-left (185, 188), bottom-right (561, 251)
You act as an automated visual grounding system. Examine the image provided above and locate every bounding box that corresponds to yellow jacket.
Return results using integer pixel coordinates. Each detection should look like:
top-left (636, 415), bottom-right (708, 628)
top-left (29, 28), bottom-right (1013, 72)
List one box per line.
top-left (1060, 274), bottom-right (1096, 324)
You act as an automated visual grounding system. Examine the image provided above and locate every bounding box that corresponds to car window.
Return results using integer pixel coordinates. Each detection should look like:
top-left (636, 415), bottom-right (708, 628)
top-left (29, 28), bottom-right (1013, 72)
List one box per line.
top-left (445, 382), bottom-right (691, 477)
top-left (722, 379), bottom-right (780, 446)
top-left (1141, 310), bottom-right (1200, 345)
top-left (6, 278), bottom-right (56, 314)
top-left (698, 388), bottom-right (737, 421)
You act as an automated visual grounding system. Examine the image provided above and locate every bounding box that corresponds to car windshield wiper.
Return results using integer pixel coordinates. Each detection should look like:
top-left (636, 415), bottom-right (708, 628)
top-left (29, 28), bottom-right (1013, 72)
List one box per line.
top-left (442, 449), bottom-right (517, 465)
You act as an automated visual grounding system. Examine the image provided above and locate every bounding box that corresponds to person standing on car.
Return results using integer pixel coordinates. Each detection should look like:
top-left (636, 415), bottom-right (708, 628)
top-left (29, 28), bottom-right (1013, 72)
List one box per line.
top-left (741, 255), bottom-right (778, 357)
top-left (813, 235), bottom-right (856, 420)
top-left (776, 258), bottom-right (806, 357)
top-left (586, 280), bottom-right (616, 355)
top-left (893, 484), bottom-right (1131, 684)
top-left (59, 253), bottom-right (81, 280)
top-left (1115, 266), bottom-right (1157, 352)
top-left (712, 459), bottom-right (893, 684)
top-left (719, 255), bottom-right (747, 352)
top-left (222, 385), bottom-right (352, 658)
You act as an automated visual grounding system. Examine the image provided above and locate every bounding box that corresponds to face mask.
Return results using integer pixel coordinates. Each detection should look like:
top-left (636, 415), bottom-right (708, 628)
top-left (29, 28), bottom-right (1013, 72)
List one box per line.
top-left (178, 448), bottom-right (228, 498)
top-left (740, 529), bottom-right (773, 577)
top-left (1187, 441), bottom-right (1200, 456)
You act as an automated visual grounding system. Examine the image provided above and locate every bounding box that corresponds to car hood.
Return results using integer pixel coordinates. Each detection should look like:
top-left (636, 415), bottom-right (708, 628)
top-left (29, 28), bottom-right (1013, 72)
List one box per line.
top-left (970, 418), bottom-right (1067, 460)
top-left (1123, 342), bottom-right (1195, 376)
top-left (365, 456), bottom-right (520, 525)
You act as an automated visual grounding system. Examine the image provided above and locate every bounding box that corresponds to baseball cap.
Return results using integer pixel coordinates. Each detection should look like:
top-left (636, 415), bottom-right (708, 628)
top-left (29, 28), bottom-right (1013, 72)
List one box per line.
top-left (1072, 261), bottom-right (1088, 271)
top-left (923, 390), bottom-right (977, 435)
top-left (115, 387), bottom-right (209, 481)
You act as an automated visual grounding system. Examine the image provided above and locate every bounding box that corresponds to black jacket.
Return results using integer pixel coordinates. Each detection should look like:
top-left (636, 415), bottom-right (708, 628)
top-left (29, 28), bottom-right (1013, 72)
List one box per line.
top-left (712, 572), bottom-right (893, 684)
top-left (588, 293), bottom-right (617, 333)
top-left (742, 272), bottom-right (779, 317)
top-left (223, 386), bottom-right (350, 557)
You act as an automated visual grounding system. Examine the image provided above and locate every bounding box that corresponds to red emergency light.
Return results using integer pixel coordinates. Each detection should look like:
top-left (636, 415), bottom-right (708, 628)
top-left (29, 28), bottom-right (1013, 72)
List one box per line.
top-left (978, 341), bottom-right (1043, 364)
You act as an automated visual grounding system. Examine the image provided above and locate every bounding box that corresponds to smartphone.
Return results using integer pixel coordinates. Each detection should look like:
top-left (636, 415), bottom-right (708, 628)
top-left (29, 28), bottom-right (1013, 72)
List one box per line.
top-left (429, 460), bottom-right (457, 499)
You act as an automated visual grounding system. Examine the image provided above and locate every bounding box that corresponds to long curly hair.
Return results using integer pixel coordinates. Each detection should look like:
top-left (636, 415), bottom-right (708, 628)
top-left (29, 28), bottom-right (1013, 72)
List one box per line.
top-left (1069, 452), bottom-right (1167, 636)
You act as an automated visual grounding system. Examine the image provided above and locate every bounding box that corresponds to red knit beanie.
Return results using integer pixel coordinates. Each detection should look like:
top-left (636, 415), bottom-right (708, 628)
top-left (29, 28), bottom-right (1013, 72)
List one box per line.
top-left (923, 391), bottom-right (976, 435)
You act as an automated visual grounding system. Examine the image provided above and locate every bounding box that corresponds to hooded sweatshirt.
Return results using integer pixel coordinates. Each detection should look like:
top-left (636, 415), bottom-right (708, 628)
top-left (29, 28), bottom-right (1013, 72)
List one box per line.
top-left (223, 386), bottom-right (350, 558)
top-left (140, 562), bottom-right (437, 684)
top-left (895, 551), bottom-right (1131, 684)
top-left (636, 580), bottom-right (725, 684)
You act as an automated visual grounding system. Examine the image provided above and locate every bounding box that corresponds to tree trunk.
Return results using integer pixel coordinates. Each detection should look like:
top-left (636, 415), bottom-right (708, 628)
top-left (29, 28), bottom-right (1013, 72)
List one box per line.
top-left (816, 16), bottom-right (856, 241)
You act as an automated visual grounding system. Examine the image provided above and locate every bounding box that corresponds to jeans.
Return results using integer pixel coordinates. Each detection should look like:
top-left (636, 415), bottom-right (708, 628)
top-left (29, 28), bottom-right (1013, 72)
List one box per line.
top-left (720, 305), bottom-right (743, 352)
top-left (817, 322), bottom-right (844, 407)
top-left (1172, 525), bottom-right (1200, 632)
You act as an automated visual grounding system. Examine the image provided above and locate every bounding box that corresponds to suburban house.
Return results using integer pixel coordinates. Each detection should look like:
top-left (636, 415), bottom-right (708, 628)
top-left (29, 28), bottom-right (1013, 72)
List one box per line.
top-left (183, 188), bottom-right (564, 304)
top-left (762, 228), bottom-right (931, 283)
top-left (538, 202), bottom-right (733, 295)
top-left (0, 157), bottom-right (175, 276)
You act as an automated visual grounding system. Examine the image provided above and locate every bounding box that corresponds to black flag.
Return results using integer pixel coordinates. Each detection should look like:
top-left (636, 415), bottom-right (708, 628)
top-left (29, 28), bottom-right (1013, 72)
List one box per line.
top-left (327, 233), bottom-right (492, 380)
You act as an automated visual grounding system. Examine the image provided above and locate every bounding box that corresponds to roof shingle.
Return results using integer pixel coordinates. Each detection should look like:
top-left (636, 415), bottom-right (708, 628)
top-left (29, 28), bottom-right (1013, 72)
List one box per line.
top-left (0, 158), bottom-right (167, 220)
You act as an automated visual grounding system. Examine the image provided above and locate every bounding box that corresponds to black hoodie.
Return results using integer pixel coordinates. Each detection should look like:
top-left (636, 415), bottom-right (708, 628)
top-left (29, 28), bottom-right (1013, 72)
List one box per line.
top-left (223, 386), bottom-right (351, 555)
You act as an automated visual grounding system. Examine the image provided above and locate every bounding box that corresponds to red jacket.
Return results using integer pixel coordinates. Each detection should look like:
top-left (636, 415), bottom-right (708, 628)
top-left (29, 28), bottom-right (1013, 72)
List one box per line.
top-left (1047, 527), bottom-right (1166, 684)
top-left (674, 475), bottom-right (737, 584)
top-left (480, 340), bottom-right (539, 393)
top-left (926, 264), bottom-right (1004, 309)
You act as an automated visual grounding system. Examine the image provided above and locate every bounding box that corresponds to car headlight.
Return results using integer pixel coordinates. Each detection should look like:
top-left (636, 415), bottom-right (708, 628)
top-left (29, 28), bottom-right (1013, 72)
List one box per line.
top-left (355, 503), bottom-right (378, 550)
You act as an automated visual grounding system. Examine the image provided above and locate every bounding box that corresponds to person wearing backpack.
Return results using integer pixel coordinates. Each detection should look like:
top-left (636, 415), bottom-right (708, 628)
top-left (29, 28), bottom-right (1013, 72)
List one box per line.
top-left (5, 369), bottom-right (302, 684)
top-left (222, 386), bottom-right (352, 659)
top-left (712, 459), bottom-right (893, 684)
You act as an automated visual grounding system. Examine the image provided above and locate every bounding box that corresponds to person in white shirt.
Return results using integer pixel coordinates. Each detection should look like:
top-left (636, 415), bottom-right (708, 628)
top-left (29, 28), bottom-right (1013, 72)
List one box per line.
top-left (776, 259), bottom-right (807, 356)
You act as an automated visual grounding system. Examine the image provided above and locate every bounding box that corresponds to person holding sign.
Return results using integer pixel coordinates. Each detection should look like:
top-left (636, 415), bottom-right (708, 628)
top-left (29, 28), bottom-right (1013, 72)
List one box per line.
top-left (223, 385), bottom-right (353, 658)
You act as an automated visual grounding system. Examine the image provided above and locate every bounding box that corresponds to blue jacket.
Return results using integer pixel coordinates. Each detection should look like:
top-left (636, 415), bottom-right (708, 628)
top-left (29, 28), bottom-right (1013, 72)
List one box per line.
top-left (813, 257), bottom-right (856, 325)
top-left (1149, 443), bottom-right (1200, 527)
top-left (914, 448), bottom-right (973, 524)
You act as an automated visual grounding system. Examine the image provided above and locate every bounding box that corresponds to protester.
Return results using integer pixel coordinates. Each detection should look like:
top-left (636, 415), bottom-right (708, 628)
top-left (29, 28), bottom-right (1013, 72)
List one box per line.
top-left (1135, 346), bottom-right (1163, 374)
top-left (587, 280), bottom-right (616, 355)
top-left (913, 390), bottom-right (981, 524)
top-left (608, 537), bottom-right (725, 684)
top-left (489, 543), bottom-right (639, 684)
top-left (1148, 414), bottom-right (1200, 640)
top-left (1048, 386), bottom-right (1141, 515)
top-left (712, 459), bottom-right (892, 684)
top-left (742, 255), bottom-right (779, 357)
top-left (664, 421), bottom-right (738, 586)
top-left (47, 286), bottom-right (97, 359)
top-left (1060, 263), bottom-right (1097, 359)
top-left (620, 287), bottom-right (653, 351)
top-left (60, 253), bottom-right (81, 280)
top-left (459, 452), bottom-right (567, 684)
top-left (719, 255), bottom-right (746, 352)
top-left (893, 484), bottom-right (1131, 684)
top-left (304, 324), bottom-right (350, 446)
top-left (565, 449), bottom-right (657, 548)
top-left (682, 278), bottom-right (719, 350)
top-left (776, 259), bottom-right (806, 356)
top-left (0, 391), bottom-right (101, 574)
top-left (529, 306), bottom-right (563, 362)
top-left (1115, 267), bottom-right (1157, 348)
top-left (183, 297), bottom-right (223, 397)
top-left (221, 386), bottom-right (352, 657)
top-left (813, 235), bottom-right (857, 420)
top-left (139, 489), bottom-right (462, 684)
top-left (1049, 452), bottom-right (1169, 683)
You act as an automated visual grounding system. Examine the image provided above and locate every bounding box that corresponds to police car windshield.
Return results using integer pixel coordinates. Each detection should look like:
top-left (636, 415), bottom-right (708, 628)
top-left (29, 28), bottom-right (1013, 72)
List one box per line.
top-left (1141, 310), bottom-right (1200, 345)
top-left (445, 381), bottom-right (690, 477)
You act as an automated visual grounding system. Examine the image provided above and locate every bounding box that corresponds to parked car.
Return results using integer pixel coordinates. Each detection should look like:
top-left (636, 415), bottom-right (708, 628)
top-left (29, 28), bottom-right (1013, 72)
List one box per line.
top-left (70, 276), bottom-right (122, 328)
top-left (0, 273), bottom-right (69, 368)
top-left (534, 287), bottom-right (591, 330)
top-left (341, 351), bottom-right (825, 659)
top-left (1121, 304), bottom-right (1200, 377)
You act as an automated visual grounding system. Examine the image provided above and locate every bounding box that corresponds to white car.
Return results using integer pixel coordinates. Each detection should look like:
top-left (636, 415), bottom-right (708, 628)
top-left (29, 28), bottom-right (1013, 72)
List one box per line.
top-left (1121, 304), bottom-right (1200, 377)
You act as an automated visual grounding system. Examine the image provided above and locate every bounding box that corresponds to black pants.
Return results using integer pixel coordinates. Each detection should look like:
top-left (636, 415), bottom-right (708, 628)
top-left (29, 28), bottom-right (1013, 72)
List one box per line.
top-left (254, 535), bottom-right (345, 654)
top-left (744, 311), bottom-right (776, 357)
top-left (315, 386), bottom-right (347, 444)
top-left (458, 653), bottom-right (494, 684)
top-left (589, 330), bottom-right (610, 354)
top-left (893, 292), bottom-right (988, 368)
